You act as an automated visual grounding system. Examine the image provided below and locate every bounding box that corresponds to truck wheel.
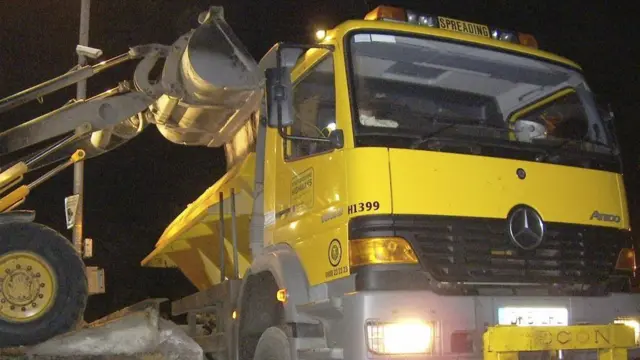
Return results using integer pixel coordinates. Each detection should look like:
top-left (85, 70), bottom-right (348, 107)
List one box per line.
top-left (0, 222), bottom-right (88, 347)
top-left (253, 327), bottom-right (291, 360)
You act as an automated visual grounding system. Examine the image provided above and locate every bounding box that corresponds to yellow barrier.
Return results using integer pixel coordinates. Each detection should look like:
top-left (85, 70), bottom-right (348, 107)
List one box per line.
top-left (484, 324), bottom-right (636, 360)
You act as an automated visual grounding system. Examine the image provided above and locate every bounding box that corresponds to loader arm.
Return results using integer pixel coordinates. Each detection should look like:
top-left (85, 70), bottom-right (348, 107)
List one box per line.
top-left (0, 6), bottom-right (264, 206)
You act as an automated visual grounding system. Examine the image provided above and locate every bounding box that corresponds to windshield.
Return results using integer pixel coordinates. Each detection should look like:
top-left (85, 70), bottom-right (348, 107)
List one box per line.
top-left (347, 32), bottom-right (619, 171)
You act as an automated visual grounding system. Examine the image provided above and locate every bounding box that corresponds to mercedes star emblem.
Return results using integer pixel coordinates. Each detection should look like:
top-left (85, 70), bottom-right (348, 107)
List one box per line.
top-left (507, 206), bottom-right (545, 250)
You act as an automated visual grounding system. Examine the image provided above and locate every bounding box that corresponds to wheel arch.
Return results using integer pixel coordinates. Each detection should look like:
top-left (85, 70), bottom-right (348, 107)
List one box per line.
top-left (233, 242), bottom-right (312, 360)
top-left (0, 210), bottom-right (35, 225)
top-left (246, 242), bottom-right (311, 312)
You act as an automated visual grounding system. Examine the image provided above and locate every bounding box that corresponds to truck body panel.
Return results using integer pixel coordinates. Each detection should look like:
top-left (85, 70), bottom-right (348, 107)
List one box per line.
top-left (140, 15), bottom-right (610, 292)
top-left (142, 154), bottom-right (256, 290)
top-left (132, 11), bottom-right (640, 360)
top-left (389, 149), bottom-right (629, 228)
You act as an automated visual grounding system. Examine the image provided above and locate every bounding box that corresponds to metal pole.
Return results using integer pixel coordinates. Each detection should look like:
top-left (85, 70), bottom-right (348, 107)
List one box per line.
top-left (219, 192), bottom-right (226, 283)
top-left (230, 189), bottom-right (239, 279)
top-left (73, 0), bottom-right (90, 254)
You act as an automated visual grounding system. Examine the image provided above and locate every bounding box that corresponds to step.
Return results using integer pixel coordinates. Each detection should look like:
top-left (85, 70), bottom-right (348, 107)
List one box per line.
top-left (296, 297), bottom-right (343, 320)
top-left (297, 347), bottom-right (344, 360)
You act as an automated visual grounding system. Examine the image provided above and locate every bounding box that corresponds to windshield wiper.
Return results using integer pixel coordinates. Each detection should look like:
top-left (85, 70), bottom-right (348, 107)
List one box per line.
top-left (536, 138), bottom-right (616, 162)
top-left (535, 139), bottom-right (574, 162)
top-left (410, 123), bottom-right (459, 149)
top-left (587, 138), bottom-right (619, 155)
top-left (410, 122), bottom-right (514, 149)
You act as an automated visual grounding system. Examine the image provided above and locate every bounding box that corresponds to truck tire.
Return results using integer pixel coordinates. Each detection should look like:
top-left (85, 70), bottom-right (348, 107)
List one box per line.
top-left (0, 222), bottom-right (88, 347)
top-left (253, 326), bottom-right (291, 360)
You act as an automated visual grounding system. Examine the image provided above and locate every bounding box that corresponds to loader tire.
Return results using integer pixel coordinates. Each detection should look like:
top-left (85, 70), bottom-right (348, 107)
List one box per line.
top-left (0, 222), bottom-right (88, 347)
top-left (253, 326), bottom-right (291, 360)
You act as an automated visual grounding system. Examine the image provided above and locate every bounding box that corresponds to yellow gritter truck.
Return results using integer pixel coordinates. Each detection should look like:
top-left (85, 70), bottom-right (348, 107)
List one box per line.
top-left (139, 5), bottom-right (640, 360)
top-left (0, 4), bottom-right (639, 359)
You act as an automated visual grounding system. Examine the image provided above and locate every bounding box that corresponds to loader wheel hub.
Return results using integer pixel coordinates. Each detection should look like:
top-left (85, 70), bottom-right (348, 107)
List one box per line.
top-left (0, 251), bottom-right (56, 322)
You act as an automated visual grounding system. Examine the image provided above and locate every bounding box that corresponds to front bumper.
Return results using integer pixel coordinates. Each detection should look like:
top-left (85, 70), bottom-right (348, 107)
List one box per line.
top-left (327, 290), bottom-right (640, 360)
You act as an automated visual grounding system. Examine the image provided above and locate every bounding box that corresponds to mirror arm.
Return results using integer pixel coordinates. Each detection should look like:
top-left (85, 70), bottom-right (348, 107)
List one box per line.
top-left (284, 134), bottom-right (331, 143)
top-left (277, 42), bottom-right (335, 52)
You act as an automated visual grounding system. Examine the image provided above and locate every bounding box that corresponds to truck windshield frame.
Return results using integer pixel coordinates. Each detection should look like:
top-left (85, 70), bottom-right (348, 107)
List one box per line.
top-left (343, 30), bottom-right (622, 172)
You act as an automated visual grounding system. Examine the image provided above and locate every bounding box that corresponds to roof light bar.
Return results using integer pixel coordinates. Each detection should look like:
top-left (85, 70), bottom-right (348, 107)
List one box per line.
top-left (364, 5), bottom-right (406, 22)
top-left (364, 5), bottom-right (539, 49)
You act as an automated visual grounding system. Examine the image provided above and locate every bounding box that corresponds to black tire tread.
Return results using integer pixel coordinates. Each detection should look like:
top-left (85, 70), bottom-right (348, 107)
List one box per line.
top-left (253, 326), bottom-right (291, 360)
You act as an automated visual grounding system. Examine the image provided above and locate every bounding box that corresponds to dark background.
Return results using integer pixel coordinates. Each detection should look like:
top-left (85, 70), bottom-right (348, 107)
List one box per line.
top-left (1, 1), bottom-right (639, 321)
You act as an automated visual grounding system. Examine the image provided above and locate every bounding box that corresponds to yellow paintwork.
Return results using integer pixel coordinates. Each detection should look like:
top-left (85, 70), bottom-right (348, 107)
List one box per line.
top-left (618, 176), bottom-right (631, 231)
top-left (271, 149), bottom-right (350, 285)
top-left (0, 162), bottom-right (27, 193)
top-left (483, 324), bottom-right (635, 360)
top-left (0, 185), bottom-right (29, 213)
top-left (0, 251), bottom-right (57, 323)
top-left (345, 148), bottom-right (393, 215)
top-left (141, 154), bottom-right (255, 291)
top-left (142, 13), bottom-right (629, 292)
top-left (268, 43), bottom-right (352, 286)
top-left (388, 149), bottom-right (629, 228)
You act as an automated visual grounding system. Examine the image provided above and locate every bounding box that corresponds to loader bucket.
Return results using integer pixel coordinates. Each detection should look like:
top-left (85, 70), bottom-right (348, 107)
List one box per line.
top-left (154, 6), bottom-right (265, 148)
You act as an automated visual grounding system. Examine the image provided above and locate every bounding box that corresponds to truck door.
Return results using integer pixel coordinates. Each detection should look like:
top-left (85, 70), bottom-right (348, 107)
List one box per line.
top-left (273, 52), bottom-right (350, 286)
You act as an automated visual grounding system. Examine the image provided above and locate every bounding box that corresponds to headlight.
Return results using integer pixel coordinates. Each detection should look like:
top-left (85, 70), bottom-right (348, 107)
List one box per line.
top-left (349, 237), bottom-right (418, 267)
top-left (614, 318), bottom-right (640, 345)
top-left (615, 248), bottom-right (636, 271)
top-left (366, 319), bottom-right (434, 354)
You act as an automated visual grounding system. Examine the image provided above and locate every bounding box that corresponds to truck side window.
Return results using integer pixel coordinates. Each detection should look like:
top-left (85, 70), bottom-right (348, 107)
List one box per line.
top-left (287, 55), bottom-right (336, 160)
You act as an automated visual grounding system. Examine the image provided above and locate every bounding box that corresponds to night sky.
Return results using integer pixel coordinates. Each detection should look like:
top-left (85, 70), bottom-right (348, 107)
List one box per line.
top-left (1, 1), bottom-right (639, 321)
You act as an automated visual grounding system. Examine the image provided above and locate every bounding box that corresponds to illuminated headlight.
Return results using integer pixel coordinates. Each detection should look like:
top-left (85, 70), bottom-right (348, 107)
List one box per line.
top-left (614, 318), bottom-right (640, 345)
top-left (366, 319), bottom-right (434, 354)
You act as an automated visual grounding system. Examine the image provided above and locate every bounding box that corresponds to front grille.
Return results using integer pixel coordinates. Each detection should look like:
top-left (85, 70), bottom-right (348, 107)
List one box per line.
top-left (350, 215), bottom-right (632, 286)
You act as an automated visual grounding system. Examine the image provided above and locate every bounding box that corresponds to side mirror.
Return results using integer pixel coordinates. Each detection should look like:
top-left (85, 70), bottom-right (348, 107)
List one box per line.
top-left (328, 129), bottom-right (344, 149)
top-left (265, 67), bottom-right (294, 128)
top-left (597, 102), bottom-right (621, 154)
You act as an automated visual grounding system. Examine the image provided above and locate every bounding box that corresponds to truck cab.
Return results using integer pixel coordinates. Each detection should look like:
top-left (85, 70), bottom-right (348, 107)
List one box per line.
top-left (143, 5), bottom-right (639, 359)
